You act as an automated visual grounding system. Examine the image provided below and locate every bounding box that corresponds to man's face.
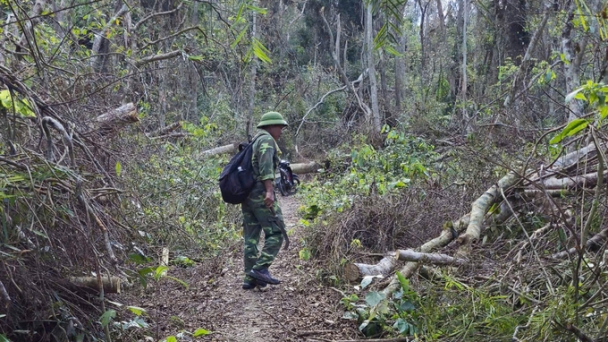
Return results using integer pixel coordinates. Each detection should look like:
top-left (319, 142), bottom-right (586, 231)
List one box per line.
top-left (266, 125), bottom-right (286, 140)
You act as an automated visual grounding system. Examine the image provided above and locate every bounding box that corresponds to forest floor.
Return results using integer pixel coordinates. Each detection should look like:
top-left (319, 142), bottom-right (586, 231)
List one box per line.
top-left (119, 195), bottom-right (358, 342)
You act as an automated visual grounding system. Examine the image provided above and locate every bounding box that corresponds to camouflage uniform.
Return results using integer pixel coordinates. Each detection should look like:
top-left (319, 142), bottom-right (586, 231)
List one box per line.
top-left (242, 130), bottom-right (285, 282)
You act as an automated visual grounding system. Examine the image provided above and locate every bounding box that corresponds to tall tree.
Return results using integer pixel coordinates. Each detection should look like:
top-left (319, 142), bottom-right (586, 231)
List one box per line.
top-left (366, 1), bottom-right (381, 132)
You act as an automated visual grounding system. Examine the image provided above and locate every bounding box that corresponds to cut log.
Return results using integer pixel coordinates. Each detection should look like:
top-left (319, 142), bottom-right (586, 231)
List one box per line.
top-left (200, 143), bottom-right (238, 156)
top-left (344, 254), bottom-right (397, 282)
top-left (69, 276), bottom-right (121, 294)
top-left (290, 161), bottom-right (320, 174)
top-left (95, 103), bottom-right (139, 135)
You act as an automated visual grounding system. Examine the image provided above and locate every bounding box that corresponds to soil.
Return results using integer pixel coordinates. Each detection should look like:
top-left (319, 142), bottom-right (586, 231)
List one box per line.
top-left (117, 196), bottom-right (359, 342)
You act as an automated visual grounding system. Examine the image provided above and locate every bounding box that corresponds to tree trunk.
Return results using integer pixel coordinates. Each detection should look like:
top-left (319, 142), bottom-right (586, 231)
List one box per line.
top-left (246, 3), bottom-right (259, 138)
top-left (435, 0), bottom-right (445, 37)
top-left (461, 0), bottom-right (470, 132)
top-left (366, 2), bottom-right (381, 132)
top-left (562, 1), bottom-right (584, 122)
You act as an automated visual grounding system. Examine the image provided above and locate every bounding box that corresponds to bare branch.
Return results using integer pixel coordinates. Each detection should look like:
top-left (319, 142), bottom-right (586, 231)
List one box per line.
top-left (133, 2), bottom-right (184, 30)
top-left (134, 50), bottom-right (181, 67)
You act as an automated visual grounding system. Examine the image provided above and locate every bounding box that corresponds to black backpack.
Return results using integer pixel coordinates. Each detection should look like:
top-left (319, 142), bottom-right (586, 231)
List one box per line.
top-left (218, 135), bottom-right (261, 204)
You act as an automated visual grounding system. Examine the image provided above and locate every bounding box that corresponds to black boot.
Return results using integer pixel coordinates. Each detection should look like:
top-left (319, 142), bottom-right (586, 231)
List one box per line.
top-left (242, 278), bottom-right (267, 290)
top-left (249, 268), bottom-right (280, 285)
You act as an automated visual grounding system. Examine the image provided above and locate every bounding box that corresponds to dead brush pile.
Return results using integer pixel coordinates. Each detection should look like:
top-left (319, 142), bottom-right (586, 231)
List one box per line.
top-left (307, 184), bottom-right (469, 277)
top-left (0, 68), bottom-right (136, 340)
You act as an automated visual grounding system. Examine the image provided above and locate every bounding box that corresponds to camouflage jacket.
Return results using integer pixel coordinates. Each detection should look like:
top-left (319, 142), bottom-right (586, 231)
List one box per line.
top-left (251, 130), bottom-right (280, 182)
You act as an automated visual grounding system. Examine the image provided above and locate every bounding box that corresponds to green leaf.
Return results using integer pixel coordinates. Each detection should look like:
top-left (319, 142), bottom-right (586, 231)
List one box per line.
top-left (0, 334), bottom-right (10, 342)
top-left (154, 265), bottom-right (169, 281)
top-left (298, 248), bottom-right (311, 261)
top-left (188, 55), bottom-right (203, 62)
top-left (193, 328), bottom-right (212, 337)
top-left (165, 336), bottom-right (177, 342)
top-left (565, 86), bottom-right (585, 103)
top-left (251, 38), bottom-right (272, 64)
top-left (165, 275), bottom-right (189, 289)
top-left (115, 161), bottom-right (121, 177)
top-left (364, 291), bottom-right (385, 307)
top-left (396, 271), bottom-right (409, 293)
top-left (100, 309), bottom-right (116, 327)
top-left (574, 92), bottom-right (587, 101)
top-left (127, 306), bottom-right (146, 316)
top-left (246, 4), bottom-right (267, 14)
top-left (393, 318), bottom-right (409, 334)
top-left (231, 25), bottom-right (249, 49)
top-left (549, 118), bottom-right (589, 144)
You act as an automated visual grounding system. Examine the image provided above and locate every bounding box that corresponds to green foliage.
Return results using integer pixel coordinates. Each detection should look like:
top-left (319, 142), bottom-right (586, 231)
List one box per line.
top-left (550, 80), bottom-right (608, 144)
top-left (0, 90), bottom-right (35, 117)
top-left (299, 128), bottom-right (436, 223)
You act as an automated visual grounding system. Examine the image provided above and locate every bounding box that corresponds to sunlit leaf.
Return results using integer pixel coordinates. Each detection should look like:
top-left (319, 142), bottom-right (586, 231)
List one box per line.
top-left (127, 306), bottom-right (146, 316)
top-left (549, 118), bottom-right (589, 144)
top-left (115, 161), bottom-right (121, 177)
top-left (193, 328), bottom-right (212, 337)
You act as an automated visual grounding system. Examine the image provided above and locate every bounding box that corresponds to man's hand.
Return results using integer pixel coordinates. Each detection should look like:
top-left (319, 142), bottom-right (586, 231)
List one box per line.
top-left (263, 179), bottom-right (275, 208)
top-left (264, 191), bottom-right (275, 208)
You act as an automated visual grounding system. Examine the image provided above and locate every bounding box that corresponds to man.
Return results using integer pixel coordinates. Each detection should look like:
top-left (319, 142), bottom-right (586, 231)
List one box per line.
top-left (242, 111), bottom-right (288, 290)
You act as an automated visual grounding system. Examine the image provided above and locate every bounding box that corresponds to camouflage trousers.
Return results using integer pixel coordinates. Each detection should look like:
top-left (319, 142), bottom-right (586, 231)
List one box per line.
top-left (241, 182), bottom-right (284, 281)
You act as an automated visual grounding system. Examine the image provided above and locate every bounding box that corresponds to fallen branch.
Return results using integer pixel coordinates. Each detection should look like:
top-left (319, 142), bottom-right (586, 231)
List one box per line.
top-left (541, 170), bottom-right (607, 189)
top-left (397, 249), bottom-right (467, 265)
top-left (381, 214), bottom-right (470, 295)
top-left (456, 171), bottom-right (520, 249)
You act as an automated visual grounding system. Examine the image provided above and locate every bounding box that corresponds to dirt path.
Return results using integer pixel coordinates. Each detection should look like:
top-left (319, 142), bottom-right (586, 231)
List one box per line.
top-left (122, 196), bottom-right (357, 341)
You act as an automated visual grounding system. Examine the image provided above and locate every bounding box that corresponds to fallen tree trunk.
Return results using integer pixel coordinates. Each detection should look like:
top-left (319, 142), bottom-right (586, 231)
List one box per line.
top-left (345, 250), bottom-right (467, 282)
top-left (95, 103), bottom-right (139, 135)
top-left (69, 276), bottom-right (121, 294)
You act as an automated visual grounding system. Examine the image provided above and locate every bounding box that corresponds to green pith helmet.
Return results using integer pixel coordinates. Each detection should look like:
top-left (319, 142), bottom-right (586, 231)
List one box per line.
top-left (257, 111), bottom-right (288, 128)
